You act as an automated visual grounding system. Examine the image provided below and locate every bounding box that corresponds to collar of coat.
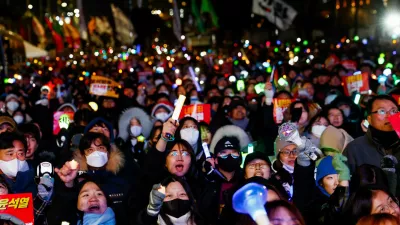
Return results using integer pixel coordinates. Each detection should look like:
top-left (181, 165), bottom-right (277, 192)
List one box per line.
top-left (73, 144), bottom-right (125, 175)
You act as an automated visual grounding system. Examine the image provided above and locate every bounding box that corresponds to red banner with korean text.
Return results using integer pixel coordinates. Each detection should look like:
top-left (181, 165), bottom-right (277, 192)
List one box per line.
top-left (392, 95), bottom-right (400, 105)
top-left (342, 72), bottom-right (369, 96)
top-left (0, 193), bottom-right (34, 225)
top-left (389, 112), bottom-right (400, 138)
top-left (273, 98), bottom-right (295, 124)
top-left (179, 104), bottom-right (211, 123)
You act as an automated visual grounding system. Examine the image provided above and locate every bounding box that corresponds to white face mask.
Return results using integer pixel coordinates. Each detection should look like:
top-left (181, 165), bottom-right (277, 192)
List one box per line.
top-left (159, 90), bottom-right (169, 96)
top-left (155, 112), bottom-right (170, 122)
top-left (180, 128), bottom-right (199, 146)
top-left (86, 151), bottom-right (108, 168)
top-left (13, 115), bottom-right (24, 124)
top-left (311, 125), bottom-right (327, 138)
top-left (190, 96), bottom-right (198, 104)
top-left (0, 159), bottom-right (29, 178)
top-left (130, 126), bottom-right (142, 137)
top-left (6, 101), bottom-right (19, 111)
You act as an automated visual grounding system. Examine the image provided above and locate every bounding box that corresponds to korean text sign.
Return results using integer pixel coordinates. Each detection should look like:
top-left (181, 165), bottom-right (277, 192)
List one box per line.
top-left (342, 72), bottom-right (369, 96)
top-left (179, 104), bottom-right (211, 123)
top-left (0, 193), bottom-right (34, 225)
top-left (89, 76), bottom-right (120, 98)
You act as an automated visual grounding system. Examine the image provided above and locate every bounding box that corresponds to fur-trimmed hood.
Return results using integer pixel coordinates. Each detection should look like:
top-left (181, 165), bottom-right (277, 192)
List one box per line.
top-left (73, 144), bottom-right (125, 174)
top-left (118, 107), bottom-right (152, 141)
top-left (210, 125), bottom-right (250, 154)
top-left (151, 101), bottom-right (173, 118)
top-left (57, 103), bottom-right (77, 112)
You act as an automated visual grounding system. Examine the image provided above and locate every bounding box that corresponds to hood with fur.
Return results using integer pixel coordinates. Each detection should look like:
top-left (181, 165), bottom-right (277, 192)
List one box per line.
top-left (73, 144), bottom-right (125, 174)
top-left (210, 125), bottom-right (250, 154)
top-left (118, 107), bottom-right (152, 141)
top-left (57, 103), bottom-right (77, 112)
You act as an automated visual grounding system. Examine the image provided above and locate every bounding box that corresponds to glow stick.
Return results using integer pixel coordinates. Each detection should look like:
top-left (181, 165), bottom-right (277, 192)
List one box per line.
top-left (188, 67), bottom-right (202, 92)
top-left (269, 66), bottom-right (275, 83)
top-left (202, 142), bottom-right (211, 158)
top-left (172, 95), bottom-right (186, 121)
top-left (69, 159), bottom-right (78, 170)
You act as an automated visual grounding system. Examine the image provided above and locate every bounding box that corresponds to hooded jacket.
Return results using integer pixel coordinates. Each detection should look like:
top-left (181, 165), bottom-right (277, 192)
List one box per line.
top-left (84, 117), bottom-right (115, 143)
top-left (72, 145), bottom-right (140, 224)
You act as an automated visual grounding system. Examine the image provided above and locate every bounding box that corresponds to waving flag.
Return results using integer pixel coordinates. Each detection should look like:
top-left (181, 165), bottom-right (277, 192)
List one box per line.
top-left (252, 0), bottom-right (297, 30)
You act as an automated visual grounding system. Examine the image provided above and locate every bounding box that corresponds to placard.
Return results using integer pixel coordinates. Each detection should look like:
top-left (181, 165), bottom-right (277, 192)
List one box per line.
top-left (89, 76), bottom-right (120, 98)
top-left (388, 112), bottom-right (400, 138)
top-left (0, 193), bottom-right (34, 225)
top-left (53, 111), bottom-right (74, 135)
top-left (179, 104), bottom-right (211, 123)
top-left (273, 98), bottom-right (295, 124)
top-left (342, 72), bottom-right (369, 96)
top-left (392, 94), bottom-right (400, 105)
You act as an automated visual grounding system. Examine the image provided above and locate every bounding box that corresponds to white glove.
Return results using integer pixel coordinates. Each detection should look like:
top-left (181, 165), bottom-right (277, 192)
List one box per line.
top-left (265, 89), bottom-right (274, 105)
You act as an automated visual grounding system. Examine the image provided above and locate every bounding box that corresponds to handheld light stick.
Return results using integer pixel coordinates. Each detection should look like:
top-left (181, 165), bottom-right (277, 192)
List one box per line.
top-left (188, 67), bottom-right (202, 92)
top-left (202, 143), bottom-right (227, 180)
top-left (232, 183), bottom-right (269, 225)
top-left (165, 95), bottom-right (186, 140)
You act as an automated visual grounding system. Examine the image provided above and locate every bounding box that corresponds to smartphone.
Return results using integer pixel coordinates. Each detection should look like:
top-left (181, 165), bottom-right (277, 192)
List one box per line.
top-left (306, 151), bottom-right (318, 161)
top-left (363, 120), bottom-right (369, 128)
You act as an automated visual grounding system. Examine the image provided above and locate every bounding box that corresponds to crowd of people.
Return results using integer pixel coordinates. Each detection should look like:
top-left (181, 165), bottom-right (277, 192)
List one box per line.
top-left (0, 37), bottom-right (399, 225)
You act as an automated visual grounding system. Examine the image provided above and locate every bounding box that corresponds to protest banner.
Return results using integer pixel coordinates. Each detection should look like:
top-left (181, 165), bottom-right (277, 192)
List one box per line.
top-left (273, 98), bottom-right (295, 124)
top-left (392, 94), bottom-right (400, 105)
top-left (179, 104), bottom-right (211, 123)
top-left (389, 112), bottom-right (400, 138)
top-left (89, 76), bottom-right (120, 98)
top-left (341, 72), bottom-right (369, 96)
top-left (0, 193), bottom-right (34, 225)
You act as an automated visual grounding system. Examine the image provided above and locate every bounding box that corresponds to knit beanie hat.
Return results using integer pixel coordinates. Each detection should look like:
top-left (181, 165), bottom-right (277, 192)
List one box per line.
top-left (214, 136), bottom-right (240, 155)
top-left (315, 156), bottom-right (338, 197)
top-left (244, 151), bottom-right (271, 168)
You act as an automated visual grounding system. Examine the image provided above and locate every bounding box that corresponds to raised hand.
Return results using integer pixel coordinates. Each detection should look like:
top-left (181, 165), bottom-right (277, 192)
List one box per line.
top-left (55, 160), bottom-right (79, 188)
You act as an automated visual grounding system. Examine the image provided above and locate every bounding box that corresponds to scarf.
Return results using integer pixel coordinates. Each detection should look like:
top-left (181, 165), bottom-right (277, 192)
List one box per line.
top-left (158, 212), bottom-right (194, 225)
top-left (228, 117), bottom-right (249, 131)
top-left (81, 207), bottom-right (116, 225)
top-left (369, 125), bottom-right (399, 150)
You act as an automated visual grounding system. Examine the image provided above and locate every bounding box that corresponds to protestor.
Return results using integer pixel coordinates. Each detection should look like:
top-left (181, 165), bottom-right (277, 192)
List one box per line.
top-left (195, 124), bottom-right (250, 224)
top-left (56, 132), bottom-right (140, 224)
top-left (174, 117), bottom-right (204, 161)
top-left (303, 113), bottom-right (329, 147)
top-left (343, 95), bottom-right (400, 196)
top-left (48, 179), bottom-right (117, 225)
top-left (343, 187), bottom-right (400, 225)
top-left (0, 132), bottom-right (53, 224)
top-left (136, 176), bottom-right (204, 225)
top-left (117, 107), bottom-right (152, 165)
top-left (151, 101), bottom-right (174, 123)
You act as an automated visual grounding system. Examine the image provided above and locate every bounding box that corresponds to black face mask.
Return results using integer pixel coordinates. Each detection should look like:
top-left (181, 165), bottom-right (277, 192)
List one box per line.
top-left (217, 155), bottom-right (241, 172)
top-left (162, 199), bottom-right (191, 218)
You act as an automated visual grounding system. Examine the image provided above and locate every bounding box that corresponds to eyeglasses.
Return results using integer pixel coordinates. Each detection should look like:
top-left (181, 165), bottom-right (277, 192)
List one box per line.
top-left (279, 149), bottom-right (298, 157)
top-left (247, 163), bottom-right (269, 170)
top-left (371, 109), bottom-right (399, 116)
top-left (169, 150), bottom-right (190, 157)
top-left (376, 198), bottom-right (399, 213)
top-left (218, 152), bottom-right (240, 159)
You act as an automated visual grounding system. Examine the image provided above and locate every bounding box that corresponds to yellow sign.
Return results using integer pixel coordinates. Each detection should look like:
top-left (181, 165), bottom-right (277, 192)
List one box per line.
top-left (89, 76), bottom-right (120, 98)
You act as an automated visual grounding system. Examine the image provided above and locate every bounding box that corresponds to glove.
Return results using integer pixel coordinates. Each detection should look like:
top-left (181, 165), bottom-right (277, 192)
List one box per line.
top-left (381, 155), bottom-right (398, 173)
top-left (59, 114), bottom-right (70, 129)
top-left (296, 138), bottom-right (324, 167)
top-left (332, 154), bottom-right (350, 182)
top-left (38, 174), bottom-right (54, 201)
top-left (265, 89), bottom-right (274, 105)
top-left (147, 183), bottom-right (166, 216)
